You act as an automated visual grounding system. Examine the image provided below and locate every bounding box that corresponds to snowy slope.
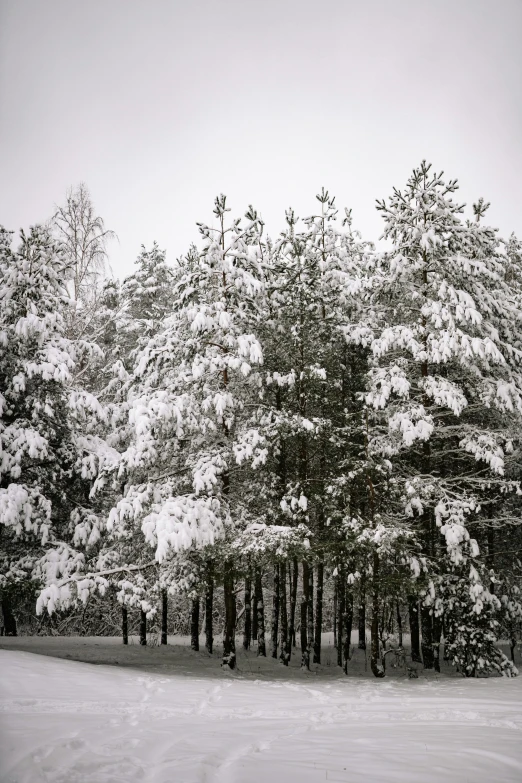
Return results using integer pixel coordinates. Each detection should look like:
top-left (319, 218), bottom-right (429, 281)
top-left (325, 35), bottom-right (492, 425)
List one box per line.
top-left (1, 647), bottom-right (522, 783)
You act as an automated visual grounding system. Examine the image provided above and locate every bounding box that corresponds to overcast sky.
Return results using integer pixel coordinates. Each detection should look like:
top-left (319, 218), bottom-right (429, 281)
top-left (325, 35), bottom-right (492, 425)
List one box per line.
top-left (1, 0), bottom-right (521, 279)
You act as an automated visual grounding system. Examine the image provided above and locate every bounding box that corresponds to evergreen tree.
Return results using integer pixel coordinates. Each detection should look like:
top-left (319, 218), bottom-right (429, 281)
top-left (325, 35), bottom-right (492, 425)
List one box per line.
top-left (0, 225), bottom-right (107, 627)
top-left (86, 197), bottom-right (267, 668)
top-left (353, 162), bottom-right (522, 675)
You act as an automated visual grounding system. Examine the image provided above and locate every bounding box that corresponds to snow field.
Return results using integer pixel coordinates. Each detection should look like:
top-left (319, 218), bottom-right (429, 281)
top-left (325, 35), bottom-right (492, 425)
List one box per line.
top-left (1, 641), bottom-right (522, 782)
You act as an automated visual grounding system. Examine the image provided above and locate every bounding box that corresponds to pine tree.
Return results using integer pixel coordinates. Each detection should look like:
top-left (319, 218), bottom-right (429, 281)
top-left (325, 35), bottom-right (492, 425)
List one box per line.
top-left (354, 162), bottom-right (522, 675)
top-left (0, 225), bottom-right (107, 626)
top-left (91, 197), bottom-right (267, 668)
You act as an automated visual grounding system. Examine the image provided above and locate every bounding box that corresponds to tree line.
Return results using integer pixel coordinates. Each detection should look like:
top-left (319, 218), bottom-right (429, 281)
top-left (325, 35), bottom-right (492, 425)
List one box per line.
top-left (1, 164), bottom-right (522, 677)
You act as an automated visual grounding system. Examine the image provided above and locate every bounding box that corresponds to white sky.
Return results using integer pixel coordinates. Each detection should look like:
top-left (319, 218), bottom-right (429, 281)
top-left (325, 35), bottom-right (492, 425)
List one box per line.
top-left (1, 0), bottom-right (521, 279)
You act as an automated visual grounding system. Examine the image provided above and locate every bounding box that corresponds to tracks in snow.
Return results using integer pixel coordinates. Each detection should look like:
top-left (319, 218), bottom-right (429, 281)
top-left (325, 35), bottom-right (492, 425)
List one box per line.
top-left (2, 651), bottom-right (522, 783)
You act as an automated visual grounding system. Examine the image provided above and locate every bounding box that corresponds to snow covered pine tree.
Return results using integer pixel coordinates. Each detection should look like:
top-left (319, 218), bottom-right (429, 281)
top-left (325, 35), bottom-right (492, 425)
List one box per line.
top-left (0, 225), bottom-right (108, 630)
top-left (351, 162), bottom-right (522, 676)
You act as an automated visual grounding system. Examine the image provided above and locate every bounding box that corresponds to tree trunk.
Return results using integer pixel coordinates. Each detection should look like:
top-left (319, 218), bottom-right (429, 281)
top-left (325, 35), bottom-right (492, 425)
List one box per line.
top-left (396, 601), bottom-right (403, 647)
top-left (370, 552), bottom-right (384, 677)
top-left (380, 602), bottom-right (387, 652)
top-left (300, 561), bottom-right (310, 669)
top-left (161, 589), bottom-right (168, 645)
top-left (308, 567), bottom-right (314, 640)
top-left (387, 601), bottom-right (395, 636)
top-left (243, 575), bottom-right (252, 650)
top-left (487, 528), bottom-right (495, 593)
top-left (255, 568), bottom-right (266, 656)
top-left (343, 587), bottom-right (354, 674)
top-left (408, 595), bottom-right (422, 662)
top-left (421, 604), bottom-right (434, 670)
top-left (313, 562), bottom-right (324, 663)
top-left (420, 253), bottom-right (435, 671)
top-left (1, 597), bottom-right (17, 637)
top-left (432, 611), bottom-right (442, 673)
top-left (191, 598), bottom-right (200, 651)
top-left (442, 612), bottom-right (450, 662)
top-left (289, 556), bottom-right (298, 648)
top-left (420, 500), bottom-right (435, 670)
top-left (139, 609), bottom-right (147, 646)
top-left (252, 577), bottom-right (258, 643)
top-left (306, 567), bottom-right (314, 665)
top-left (337, 573), bottom-right (345, 668)
top-left (205, 570), bottom-right (214, 654)
top-left (333, 584), bottom-right (338, 649)
top-left (274, 386), bottom-right (287, 663)
top-left (279, 562), bottom-right (290, 665)
top-left (358, 586), bottom-right (366, 650)
top-left (122, 606), bottom-right (128, 645)
top-left (271, 564), bottom-right (280, 659)
top-left (222, 561), bottom-right (236, 669)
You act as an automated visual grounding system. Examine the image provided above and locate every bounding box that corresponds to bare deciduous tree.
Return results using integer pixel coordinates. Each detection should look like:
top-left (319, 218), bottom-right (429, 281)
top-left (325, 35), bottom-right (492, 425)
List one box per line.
top-left (53, 183), bottom-right (116, 305)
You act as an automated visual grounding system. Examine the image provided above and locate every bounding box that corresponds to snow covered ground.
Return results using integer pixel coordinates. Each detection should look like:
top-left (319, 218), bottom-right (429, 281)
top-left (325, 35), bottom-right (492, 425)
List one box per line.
top-left (1, 638), bottom-right (522, 783)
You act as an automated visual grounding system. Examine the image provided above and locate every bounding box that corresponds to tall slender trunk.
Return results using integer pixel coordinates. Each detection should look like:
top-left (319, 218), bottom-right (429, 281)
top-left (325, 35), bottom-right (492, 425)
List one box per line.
top-left (307, 567), bottom-right (314, 665)
top-left (487, 528), bottom-right (495, 593)
top-left (421, 604), bottom-right (434, 669)
top-left (314, 217), bottom-right (327, 666)
top-left (396, 601), bottom-right (403, 647)
top-left (279, 562), bottom-right (290, 665)
top-left (139, 609), bottom-right (147, 646)
top-left (343, 585), bottom-right (354, 674)
top-left (379, 602), bottom-right (388, 652)
top-left (337, 572), bottom-right (345, 668)
top-left (1, 598), bottom-right (17, 637)
top-left (205, 568), bottom-right (214, 654)
top-left (358, 586), bottom-right (366, 650)
top-left (252, 578), bottom-right (258, 642)
top-left (161, 589), bottom-right (168, 645)
top-left (219, 236), bottom-right (235, 668)
top-left (313, 562), bottom-right (324, 663)
top-left (370, 551), bottom-right (384, 677)
top-left (271, 564), bottom-right (280, 659)
top-left (388, 601), bottom-right (394, 637)
top-left (222, 561), bottom-right (236, 668)
top-left (255, 568), bottom-right (266, 656)
top-left (365, 411), bottom-right (383, 678)
top-left (289, 557), bottom-right (298, 648)
top-left (122, 606), bottom-right (128, 645)
top-left (408, 596), bottom-right (422, 662)
top-left (301, 561), bottom-right (310, 669)
top-left (333, 584), bottom-right (338, 648)
top-left (443, 613), bottom-right (450, 662)
top-left (420, 250), bottom-right (434, 671)
top-left (243, 575), bottom-right (252, 650)
top-left (432, 612), bottom-right (442, 673)
top-left (191, 598), bottom-right (200, 651)
top-left (420, 517), bottom-right (434, 668)
top-left (274, 386), bottom-right (287, 662)
top-left (297, 324), bottom-right (309, 667)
